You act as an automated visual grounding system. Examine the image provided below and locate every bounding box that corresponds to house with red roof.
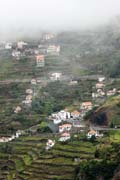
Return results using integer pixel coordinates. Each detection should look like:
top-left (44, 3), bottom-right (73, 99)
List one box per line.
top-left (59, 132), bottom-right (71, 142)
top-left (36, 54), bottom-right (45, 67)
top-left (87, 130), bottom-right (103, 139)
top-left (96, 83), bottom-right (105, 89)
top-left (46, 139), bottom-right (55, 150)
top-left (81, 102), bottom-right (93, 110)
top-left (71, 110), bottom-right (81, 118)
top-left (59, 124), bottom-right (72, 133)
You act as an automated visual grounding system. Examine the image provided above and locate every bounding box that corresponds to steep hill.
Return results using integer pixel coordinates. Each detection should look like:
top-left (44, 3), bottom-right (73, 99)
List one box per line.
top-left (86, 95), bottom-right (120, 127)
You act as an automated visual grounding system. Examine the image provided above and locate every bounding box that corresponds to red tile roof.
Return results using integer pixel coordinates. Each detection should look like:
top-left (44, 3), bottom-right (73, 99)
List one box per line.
top-left (36, 55), bottom-right (44, 61)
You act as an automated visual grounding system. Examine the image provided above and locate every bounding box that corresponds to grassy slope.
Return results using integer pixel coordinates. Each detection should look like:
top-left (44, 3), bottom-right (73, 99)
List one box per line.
top-left (0, 131), bottom-right (120, 180)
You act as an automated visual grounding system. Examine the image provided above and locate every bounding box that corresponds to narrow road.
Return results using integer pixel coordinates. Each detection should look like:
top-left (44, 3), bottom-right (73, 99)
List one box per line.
top-left (90, 125), bottom-right (120, 131)
top-left (0, 79), bottom-right (31, 84)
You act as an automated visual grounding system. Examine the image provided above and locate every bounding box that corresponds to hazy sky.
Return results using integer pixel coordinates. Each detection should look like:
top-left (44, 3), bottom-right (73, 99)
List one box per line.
top-left (0, 0), bottom-right (120, 32)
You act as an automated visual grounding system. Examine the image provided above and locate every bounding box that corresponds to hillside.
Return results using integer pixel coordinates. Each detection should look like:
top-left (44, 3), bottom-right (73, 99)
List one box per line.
top-left (86, 95), bottom-right (120, 127)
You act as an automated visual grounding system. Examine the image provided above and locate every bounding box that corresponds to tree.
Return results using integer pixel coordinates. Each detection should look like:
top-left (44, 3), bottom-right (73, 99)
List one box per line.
top-left (90, 135), bottom-right (96, 143)
top-left (94, 149), bottom-right (100, 158)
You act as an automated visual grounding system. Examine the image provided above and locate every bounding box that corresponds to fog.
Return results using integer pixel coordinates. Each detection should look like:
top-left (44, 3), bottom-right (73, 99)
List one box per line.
top-left (0, 0), bottom-right (120, 38)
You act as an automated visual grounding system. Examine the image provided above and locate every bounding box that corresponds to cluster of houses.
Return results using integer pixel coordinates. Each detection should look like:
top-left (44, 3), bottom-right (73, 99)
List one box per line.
top-left (92, 77), bottom-right (120, 99)
top-left (35, 45), bottom-right (61, 67)
top-left (49, 101), bottom-right (93, 125)
top-left (14, 88), bottom-right (34, 114)
top-left (22, 88), bottom-right (33, 106)
top-left (0, 130), bottom-right (24, 143)
top-left (1, 32), bottom-right (61, 67)
top-left (48, 102), bottom-right (94, 142)
top-left (92, 77), bottom-right (106, 98)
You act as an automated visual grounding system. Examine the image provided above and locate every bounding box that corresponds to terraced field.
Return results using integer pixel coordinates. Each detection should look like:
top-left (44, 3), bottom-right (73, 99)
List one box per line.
top-left (0, 134), bottom-right (96, 180)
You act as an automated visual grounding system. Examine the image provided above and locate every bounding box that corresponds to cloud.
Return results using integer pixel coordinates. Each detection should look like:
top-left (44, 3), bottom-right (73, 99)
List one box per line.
top-left (0, 0), bottom-right (120, 33)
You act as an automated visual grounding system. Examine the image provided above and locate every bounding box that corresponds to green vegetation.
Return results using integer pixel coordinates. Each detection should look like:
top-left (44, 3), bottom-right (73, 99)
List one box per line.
top-left (0, 30), bottom-right (120, 179)
top-left (32, 80), bottom-right (94, 116)
top-left (0, 131), bottom-right (119, 180)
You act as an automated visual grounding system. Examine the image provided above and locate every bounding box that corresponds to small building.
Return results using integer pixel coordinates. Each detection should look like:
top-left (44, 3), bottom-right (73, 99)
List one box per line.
top-left (14, 106), bottom-right (22, 114)
top-left (98, 77), bottom-right (105, 82)
top-left (58, 110), bottom-right (71, 120)
top-left (31, 79), bottom-right (37, 85)
top-left (26, 95), bottom-right (32, 101)
top-left (17, 41), bottom-right (28, 49)
top-left (81, 102), bottom-right (93, 110)
top-left (71, 110), bottom-right (81, 118)
top-left (53, 118), bottom-right (62, 124)
top-left (51, 113), bottom-right (58, 119)
top-left (59, 124), bottom-right (72, 133)
top-left (73, 121), bottom-right (85, 128)
top-left (46, 139), bottom-right (55, 150)
top-left (15, 130), bottom-right (23, 138)
top-left (36, 54), bottom-right (45, 67)
top-left (26, 89), bottom-right (33, 94)
top-left (59, 133), bottom-right (71, 142)
top-left (22, 100), bottom-right (32, 106)
top-left (87, 130), bottom-right (103, 139)
top-left (47, 45), bottom-right (60, 55)
top-left (50, 72), bottom-right (62, 81)
top-left (92, 93), bottom-right (98, 98)
top-left (5, 42), bottom-right (12, 50)
top-left (12, 50), bottom-right (21, 59)
top-left (96, 83), bottom-right (105, 89)
top-left (107, 89), bottom-right (116, 96)
top-left (69, 81), bottom-right (78, 86)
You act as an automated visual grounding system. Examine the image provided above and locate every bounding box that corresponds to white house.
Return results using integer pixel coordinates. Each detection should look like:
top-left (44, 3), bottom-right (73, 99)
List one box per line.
top-left (59, 133), bottom-right (71, 142)
top-left (5, 43), bottom-right (12, 50)
top-left (15, 130), bottom-right (23, 138)
top-left (58, 110), bottom-right (71, 120)
top-left (26, 95), bottom-right (32, 101)
top-left (107, 89), bottom-right (116, 96)
top-left (59, 124), bottom-right (72, 133)
top-left (14, 106), bottom-right (22, 114)
top-left (12, 50), bottom-right (21, 59)
top-left (46, 139), bottom-right (55, 150)
top-left (22, 100), bottom-right (32, 106)
top-left (98, 77), bottom-right (105, 82)
top-left (87, 130), bottom-right (103, 139)
top-left (17, 41), bottom-right (28, 49)
top-left (50, 73), bottom-right (62, 81)
top-left (31, 79), bottom-right (37, 85)
top-left (47, 45), bottom-right (60, 55)
top-left (26, 89), bottom-right (33, 94)
top-left (51, 113), bottom-right (58, 119)
top-left (53, 118), bottom-right (62, 124)
top-left (92, 93), bottom-right (98, 98)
